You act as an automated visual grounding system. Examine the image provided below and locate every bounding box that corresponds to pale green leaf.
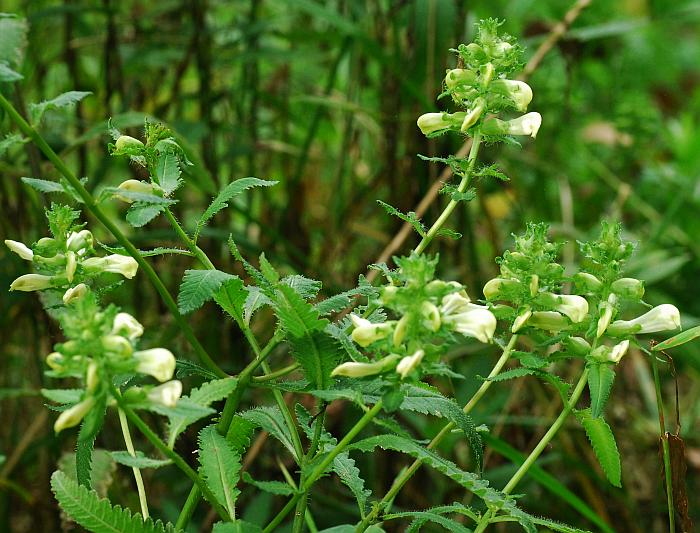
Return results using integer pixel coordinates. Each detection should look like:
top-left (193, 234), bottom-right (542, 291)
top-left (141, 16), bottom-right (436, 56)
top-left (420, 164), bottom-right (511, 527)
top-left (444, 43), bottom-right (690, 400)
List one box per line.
top-left (177, 269), bottom-right (237, 314)
top-left (156, 152), bottom-right (181, 195)
top-left (126, 203), bottom-right (166, 227)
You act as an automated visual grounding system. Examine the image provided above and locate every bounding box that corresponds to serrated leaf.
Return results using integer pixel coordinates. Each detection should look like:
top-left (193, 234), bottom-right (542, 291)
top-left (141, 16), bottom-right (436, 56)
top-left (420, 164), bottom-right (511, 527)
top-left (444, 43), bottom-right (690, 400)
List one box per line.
top-left (100, 244), bottom-right (192, 258)
top-left (243, 286), bottom-right (271, 326)
top-left (241, 472), bottom-right (296, 496)
top-left (652, 325), bottom-right (700, 351)
top-left (30, 91), bottom-right (92, 124)
top-left (226, 415), bottom-right (256, 456)
top-left (242, 406), bottom-right (299, 462)
top-left (42, 388), bottom-right (83, 404)
top-left (0, 15), bottom-right (28, 66)
top-left (440, 184), bottom-right (477, 202)
top-left (126, 203), bottom-right (166, 227)
top-left (196, 178), bottom-right (277, 239)
top-left (576, 409), bottom-right (621, 487)
top-left (435, 228), bottom-right (462, 240)
top-left (198, 425), bottom-right (241, 519)
top-left (51, 470), bottom-right (179, 533)
top-left (0, 133), bottom-right (27, 157)
top-left (156, 152), bottom-right (182, 195)
top-left (349, 435), bottom-right (534, 532)
top-left (214, 278), bottom-right (248, 322)
top-left (281, 274), bottom-right (322, 300)
top-left (587, 363), bottom-right (615, 418)
top-left (21, 177), bottom-right (64, 193)
top-left (167, 378), bottom-right (238, 447)
top-left (178, 269), bottom-right (237, 314)
top-left (102, 187), bottom-right (176, 205)
top-left (377, 200), bottom-right (426, 237)
top-left (110, 451), bottom-right (171, 469)
top-left (212, 521), bottom-right (262, 533)
top-left (175, 359), bottom-right (219, 379)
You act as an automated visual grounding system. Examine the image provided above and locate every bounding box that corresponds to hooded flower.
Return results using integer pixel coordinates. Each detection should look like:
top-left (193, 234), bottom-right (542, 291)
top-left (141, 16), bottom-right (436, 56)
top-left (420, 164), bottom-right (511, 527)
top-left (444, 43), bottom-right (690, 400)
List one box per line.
top-left (10, 273), bottom-right (55, 292)
top-left (417, 112), bottom-right (467, 136)
top-left (482, 112), bottom-right (542, 138)
top-left (63, 283), bottom-right (88, 304)
top-left (82, 255), bottom-right (138, 279)
top-left (396, 349), bottom-right (426, 379)
top-left (147, 380), bottom-right (183, 407)
top-left (608, 340), bottom-right (630, 363)
top-left (66, 230), bottom-right (93, 254)
top-left (4, 240), bottom-right (33, 261)
top-left (331, 354), bottom-right (400, 378)
top-left (349, 314), bottom-right (395, 347)
top-left (490, 79), bottom-right (533, 112)
top-left (112, 312), bottom-right (144, 341)
top-left (443, 307), bottom-right (497, 343)
top-left (607, 304), bottom-right (681, 336)
top-left (596, 293), bottom-right (618, 338)
top-left (134, 348), bottom-right (176, 382)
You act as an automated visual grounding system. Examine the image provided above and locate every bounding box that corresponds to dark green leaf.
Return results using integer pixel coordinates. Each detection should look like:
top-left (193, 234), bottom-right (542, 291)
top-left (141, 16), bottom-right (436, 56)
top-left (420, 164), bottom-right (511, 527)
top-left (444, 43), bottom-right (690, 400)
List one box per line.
top-left (576, 409), bottom-right (621, 487)
top-left (178, 269), bottom-right (237, 314)
top-left (587, 363), bottom-right (615, 418)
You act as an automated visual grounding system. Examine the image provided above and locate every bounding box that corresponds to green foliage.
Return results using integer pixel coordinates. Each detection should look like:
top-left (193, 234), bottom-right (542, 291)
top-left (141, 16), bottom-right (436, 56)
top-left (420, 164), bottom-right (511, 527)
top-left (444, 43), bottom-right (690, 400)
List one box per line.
top-left (576, 409), bottom-right (622, 488)
top-left (126, 204), bottom-right (167, 228)
top-left (178, 269), bottom-right (237, 314)
top-left (242, 472), bottom-right (296, 496)
top-left (376, 200), bottom-right (426, 237)
top-left (155, 152), bottom-right (182, 195)
top-left (195, 178), bottom-right (277, 239)
top-left (51, 471), bottom-right (179, 533)
top-left (198, 425), bottom-right (242, 520)
top-left (76, 399), bottom-right (106, 487)
top-left (349, 434), bottom-right (535, 532)
top-left (587, 363), bottom-right (616, 418)
top-left (384, 503), bottom-right (475, 532)
top-left (242, 406), bottom-right (300, 462)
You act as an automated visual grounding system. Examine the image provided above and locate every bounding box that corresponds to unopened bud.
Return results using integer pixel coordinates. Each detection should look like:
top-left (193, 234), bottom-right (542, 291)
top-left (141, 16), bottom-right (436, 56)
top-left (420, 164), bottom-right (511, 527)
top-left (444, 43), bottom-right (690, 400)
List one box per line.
top-left (482, 112), bottom-right (542, 138)
top-left (115, 135), bottom-right (144, 151)
top-left (115, 180), bottom-right (156, 203)
top-left (63, 283), bottom-right (88, 304)
top-left (147, 380), bottom-right (182, 407)
top-left (134, 348), bottom-right (176, 382)
top-left (46, 352), bottom-right (65, 371)
top-left (65, 251), bottom-right (77, 282)
top-left (490, 79), bottom-right (533, 112)
top-left (102, 335), bottom-right (133, 358)
top-left (66, 230), bottom-right (93, 254)
top-left (460, 97), bottom-right (486, 132)
top-left (4, 240), bottom-right (33, 261)
top-left (86, 362), bottom-right (99, 392)
top-left (82, 254), bottom-right (138, 279)
top-left (10, 273), bottom-right (55, 292)
top-left (575, 272), bottom-right (603, 292)
top-left (417, 112), bottom-right (467, 136)
top-left (54, 396), bottom-right (95, 433)
top-left (112, 312), bottom-right (144, 341)
top-left (528, 311), bottom-right (569, 332)
top-left (331, 354), bottom-right (400, 378)
top-left (512, 307), bottom-right (532, 333)
top-left (483, 277), bottom-right (520, 300)
top-left (611, 278), bottom-right (644, 300)
top-left (563, 336), bottom-right (591, 356)
top-left (421, 302), bottom-right (441, 332)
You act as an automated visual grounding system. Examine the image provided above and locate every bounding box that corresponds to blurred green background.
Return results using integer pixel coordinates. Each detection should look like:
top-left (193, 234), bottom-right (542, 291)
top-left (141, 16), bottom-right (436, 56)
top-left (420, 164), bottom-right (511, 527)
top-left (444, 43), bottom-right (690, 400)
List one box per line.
top-left (1, 0), bottom-right (699, 531)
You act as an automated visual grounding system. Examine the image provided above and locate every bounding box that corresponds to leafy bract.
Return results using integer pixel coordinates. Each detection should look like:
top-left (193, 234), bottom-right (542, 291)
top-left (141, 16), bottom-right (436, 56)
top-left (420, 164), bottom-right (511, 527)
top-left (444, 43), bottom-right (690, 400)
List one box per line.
top-left (30, 91), bottom-right (92, 124)
top-left (196, 178), bottom-right (277, 239)
top-left (51, 471), bottom-right (178, 533)
top-left (587, 363), bottom-right (615, 418)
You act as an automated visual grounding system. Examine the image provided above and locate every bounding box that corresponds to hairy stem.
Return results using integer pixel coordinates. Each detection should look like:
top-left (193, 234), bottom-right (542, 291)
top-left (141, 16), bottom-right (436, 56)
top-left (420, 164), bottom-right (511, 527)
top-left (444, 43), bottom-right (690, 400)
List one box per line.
top-left (413, 132), bottom-right (482, 255)
top-left (117, 408), bottom-right (149, 518)
top-left (163, 207), bottom-right (216, 269)
top-left (0, 92), bottom-right (225, 378)
top-left (472, 367), bottom-right (590, 533)
top-left (356, 335), bottom-right (519, 531)
top-left (263, 401), bottom-right (384, 532)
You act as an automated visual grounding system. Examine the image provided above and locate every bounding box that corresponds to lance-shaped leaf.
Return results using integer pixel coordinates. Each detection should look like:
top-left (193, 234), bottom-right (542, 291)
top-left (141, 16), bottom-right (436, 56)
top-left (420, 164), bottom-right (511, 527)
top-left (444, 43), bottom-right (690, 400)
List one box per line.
top-left (198, 425), bottom-right (242, 520)
top-left (587, 363), bottom-right (615, 418)
top-left (178, 269), bottom-right (237, 314)
top-left (576, 409), bottom-right (621, 488)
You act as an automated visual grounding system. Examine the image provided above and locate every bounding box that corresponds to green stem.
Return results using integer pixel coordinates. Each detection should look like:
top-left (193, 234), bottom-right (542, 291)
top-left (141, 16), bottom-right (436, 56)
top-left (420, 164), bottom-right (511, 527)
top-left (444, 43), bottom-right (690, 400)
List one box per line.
top-left (293, 406), bottom-right (327, 533)
top-left (163, 207), bottom-right (215, 269)
top-left (651, 353), bottom-right (675, 533)
top-left (413, 132), bottom-right (482, 255)
top-left (263, 401), bottom-right (384, 533)
top-left (355, 335), bottom-right (518, 531)
top-left (0, 92), bottom-right (225, 379)
top-left (111, 388), bottom-right (230, 522)
top-left (252, 362), bottom-right (300, 382)
top-left (472, 368), bottom-right (590, 533)
top-left (117, 408), bottom-right (149, 518)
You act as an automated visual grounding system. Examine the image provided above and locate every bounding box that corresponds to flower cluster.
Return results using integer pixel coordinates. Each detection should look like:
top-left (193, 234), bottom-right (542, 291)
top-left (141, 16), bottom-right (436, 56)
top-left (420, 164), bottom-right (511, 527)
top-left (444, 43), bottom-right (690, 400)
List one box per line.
top-left (417, 19), bottom-right (541, 141)
top-left (6, 204), bottom-right (138, 305)
top-left (47, 293), bottom-right (181, 433)
top-left (332, 254), bottom-right (496, 381)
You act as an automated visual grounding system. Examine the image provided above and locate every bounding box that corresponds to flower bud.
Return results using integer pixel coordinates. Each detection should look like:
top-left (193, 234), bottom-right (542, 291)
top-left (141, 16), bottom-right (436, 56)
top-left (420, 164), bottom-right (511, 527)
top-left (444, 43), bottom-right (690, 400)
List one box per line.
top-left (483, 277), bottom-right (520, 300)
top-left (102, 335), bottom-right (133, 358)
top-left (596, 293), bottom-right (618, 338)
top-left (417, 112), bottom-right (467, 136)
top-left (512, 307), bottom-right (532, 333)
top-left (529, 275), bottom-right (539, 297)
top-left (82, 255), bottom-right (138, 279)
top-left (575, 272), bottom-right (603, 292)
top-left (528, 311), bottom-right (569, 332)
top-left (611, 278), bottom-right (644, 300)
top-left (480, 62), bottom-right (495, 86)
top-left (134, 348), bottom-right (176, 382)
top-left (65, 251), bottom-right (77, 282)
top-left (34, 237), bottom-right (58, 256)
top-left (46, 352), bottom-right (65, 371)
top-left (443, 307), bottom-right (497, 343)
top-left (421, 302), bottom-right (441, 332)
top-left (147, 380), bottom-right (182, 407)
top-left (331, 354), bottom-right (400, 378)
top-left (66, 230), bottom-right (93, 254)
top-left (54, 396), bottom-right (95, 433)
top-left (482, 112), bottom-right (542, 138)
top-left (490, 79), bottom-right (533, 112)
top-left (112, 312), bottom-right (144, 341)
top-left (63, 283), bottom-right (88, 304)
top-left (445, 69), bottom-right (477, 91)
top-left (380, 285), bottom-right (399, 305)
top-left (351, 320), bottom-right (395, 348)
top-left (115, 180), bottom-right (156, 203)
top-left (115, 135), bottom-right (144, 151)
top-left (460, 97), bottom-right (486, 132)
top-left (554, 294), bottom-right (589, 323)
top-left (563, 336), bottom-right (591, 356)
top-left (426, 280), bottom-right (465, 298)
top-left (607, 304), bottom-right (681, 336)
top-left (393, 314), bottom-right (409, 347)
top-left (608, 340), bottom-right (630, 363)
top-left (10, 273), bottom-right (55, 292)
top-left (396, 349), bottom-right (425, 379)
top-left (4, 240), bottom-right (33, 261)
